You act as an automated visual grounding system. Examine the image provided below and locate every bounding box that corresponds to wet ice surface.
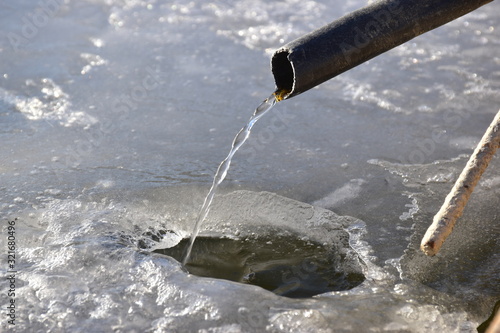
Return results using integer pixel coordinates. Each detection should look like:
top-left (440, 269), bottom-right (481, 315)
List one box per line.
top-left (1, 0), bottom-right (499, 332)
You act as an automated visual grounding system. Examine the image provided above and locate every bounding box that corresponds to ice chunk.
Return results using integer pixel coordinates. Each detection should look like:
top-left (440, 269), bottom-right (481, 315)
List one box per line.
top-left (312, 178), bottom-right (366, 209)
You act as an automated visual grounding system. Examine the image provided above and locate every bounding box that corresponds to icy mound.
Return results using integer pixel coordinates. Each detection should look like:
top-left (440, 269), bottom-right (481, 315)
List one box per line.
top-left (155, 190), bottom-right (366, 298)
top-left (195, 190), bottom-right (356, 244)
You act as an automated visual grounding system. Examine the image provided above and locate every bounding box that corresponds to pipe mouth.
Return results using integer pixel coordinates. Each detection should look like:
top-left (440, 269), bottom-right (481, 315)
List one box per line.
top-left (271, 50), bottom-right (294, 99)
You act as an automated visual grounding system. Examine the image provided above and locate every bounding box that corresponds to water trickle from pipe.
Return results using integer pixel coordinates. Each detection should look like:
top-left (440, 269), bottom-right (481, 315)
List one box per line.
top-left (182, 89), bottom-right (290, 265)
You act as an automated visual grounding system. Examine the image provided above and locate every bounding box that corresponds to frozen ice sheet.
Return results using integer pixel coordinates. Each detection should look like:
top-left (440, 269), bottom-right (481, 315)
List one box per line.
top-left (1, 0), bottom-right (499, 331)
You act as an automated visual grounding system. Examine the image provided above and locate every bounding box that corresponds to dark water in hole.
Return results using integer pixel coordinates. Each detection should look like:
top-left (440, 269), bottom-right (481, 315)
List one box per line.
top-left (154, 235), bottom-right (365, 298)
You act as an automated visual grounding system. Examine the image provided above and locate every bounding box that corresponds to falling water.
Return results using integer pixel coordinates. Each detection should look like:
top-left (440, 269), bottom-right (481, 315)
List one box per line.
top-left (182, 90), bottom-right (289, 265)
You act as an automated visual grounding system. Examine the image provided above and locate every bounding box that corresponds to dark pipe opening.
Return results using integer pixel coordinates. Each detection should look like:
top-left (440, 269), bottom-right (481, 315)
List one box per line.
top-left (271, 50), bottom-right (294, 94)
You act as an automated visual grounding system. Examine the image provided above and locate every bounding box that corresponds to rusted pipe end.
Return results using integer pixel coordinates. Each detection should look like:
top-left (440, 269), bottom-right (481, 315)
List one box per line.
top-left (271, 50), bottom-right (294, 100)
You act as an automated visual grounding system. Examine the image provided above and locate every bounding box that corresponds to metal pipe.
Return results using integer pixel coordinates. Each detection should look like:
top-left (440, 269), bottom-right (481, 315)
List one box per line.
top-left (271, 0), bottom-right (493, 99)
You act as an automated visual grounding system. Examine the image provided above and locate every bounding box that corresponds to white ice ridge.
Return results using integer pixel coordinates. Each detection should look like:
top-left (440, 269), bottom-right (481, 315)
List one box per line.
top-left (0, 79), bottom-right (97, 128)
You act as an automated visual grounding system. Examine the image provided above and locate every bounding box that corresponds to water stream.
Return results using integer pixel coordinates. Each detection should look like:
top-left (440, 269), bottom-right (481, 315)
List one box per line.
top-left (183, 90), bottom-right (288, 265)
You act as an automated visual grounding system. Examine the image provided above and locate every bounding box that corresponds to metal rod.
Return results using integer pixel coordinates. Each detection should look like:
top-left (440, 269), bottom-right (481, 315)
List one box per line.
top-left (271, 0), bottom-right (493, 99)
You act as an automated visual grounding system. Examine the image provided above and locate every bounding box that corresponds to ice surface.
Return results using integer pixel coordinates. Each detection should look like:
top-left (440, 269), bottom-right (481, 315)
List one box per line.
top-left (1, 0), bottom-right (499, 331)
top-left (1, 189), bottom-right (483, 332)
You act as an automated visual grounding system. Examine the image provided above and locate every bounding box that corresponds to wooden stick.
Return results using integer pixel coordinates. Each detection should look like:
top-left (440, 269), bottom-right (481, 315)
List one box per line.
top-left (486, 309), bottom-right (500, 333)
top-left (421, 110), bottom-right (500, 256)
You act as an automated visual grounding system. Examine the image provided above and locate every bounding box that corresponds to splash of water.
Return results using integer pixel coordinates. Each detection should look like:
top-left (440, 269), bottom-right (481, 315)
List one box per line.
top-left (182, 90), bottom-right (288, 265)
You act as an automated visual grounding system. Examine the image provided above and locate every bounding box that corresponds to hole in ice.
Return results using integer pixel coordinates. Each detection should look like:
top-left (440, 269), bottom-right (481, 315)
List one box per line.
top-left (154, 233), bottom-right (365, 298)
